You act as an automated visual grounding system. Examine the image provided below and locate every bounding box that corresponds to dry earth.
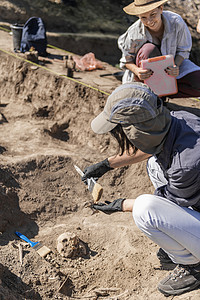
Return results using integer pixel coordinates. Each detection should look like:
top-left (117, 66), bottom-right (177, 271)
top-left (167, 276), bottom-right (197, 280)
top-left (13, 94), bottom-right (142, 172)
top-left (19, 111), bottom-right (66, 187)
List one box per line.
top-left (0, 3), bottom-right (200, 300)
top-left (1, 0), bottom-right (200, 66)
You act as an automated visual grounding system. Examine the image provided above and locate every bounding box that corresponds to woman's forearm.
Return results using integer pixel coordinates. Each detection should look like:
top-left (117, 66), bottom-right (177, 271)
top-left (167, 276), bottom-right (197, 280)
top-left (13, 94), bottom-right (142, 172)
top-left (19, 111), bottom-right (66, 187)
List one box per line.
top-left (125, 62), bottom-right (153, 81)
top-left (125, 62), bottom-right (139, 74)
top-left (174, 54), bottom-right (184, 67)
top-left (108, 150), bottom-right (151, 168)
top-left (122, 198), bottom-right (135, 212)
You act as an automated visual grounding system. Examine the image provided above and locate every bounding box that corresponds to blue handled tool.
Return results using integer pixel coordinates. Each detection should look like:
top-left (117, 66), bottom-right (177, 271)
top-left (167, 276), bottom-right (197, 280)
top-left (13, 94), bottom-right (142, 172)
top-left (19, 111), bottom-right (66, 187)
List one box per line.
top-left (15, 231), bottom-right (51, 257)
top-left (15, 231), bottom-right (40, 247)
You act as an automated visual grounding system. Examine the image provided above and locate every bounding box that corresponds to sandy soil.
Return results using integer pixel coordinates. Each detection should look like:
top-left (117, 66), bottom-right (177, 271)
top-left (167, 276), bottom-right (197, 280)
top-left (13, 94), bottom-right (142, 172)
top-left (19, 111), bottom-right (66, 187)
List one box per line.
top-left (0, 26), bottom-right (200, 300)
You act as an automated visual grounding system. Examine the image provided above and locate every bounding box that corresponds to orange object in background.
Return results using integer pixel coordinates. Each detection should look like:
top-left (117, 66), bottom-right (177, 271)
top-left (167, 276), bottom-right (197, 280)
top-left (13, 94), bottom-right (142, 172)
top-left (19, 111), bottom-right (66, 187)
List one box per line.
top-left (73, 52), bottom-right (104, 71)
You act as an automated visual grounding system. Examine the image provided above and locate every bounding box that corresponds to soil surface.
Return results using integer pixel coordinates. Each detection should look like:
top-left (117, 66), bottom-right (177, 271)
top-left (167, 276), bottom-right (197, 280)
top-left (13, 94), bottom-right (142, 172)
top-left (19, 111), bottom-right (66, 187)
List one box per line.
top-left (1, 0), bottom-right (200, 66)
top-left (0, 2), bottom-right (200, 300)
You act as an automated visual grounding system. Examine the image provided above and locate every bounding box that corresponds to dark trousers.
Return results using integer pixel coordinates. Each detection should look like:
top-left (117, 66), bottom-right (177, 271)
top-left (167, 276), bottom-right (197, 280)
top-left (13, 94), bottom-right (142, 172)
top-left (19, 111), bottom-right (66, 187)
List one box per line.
top-left (135, 43), bottom-right (200, 98)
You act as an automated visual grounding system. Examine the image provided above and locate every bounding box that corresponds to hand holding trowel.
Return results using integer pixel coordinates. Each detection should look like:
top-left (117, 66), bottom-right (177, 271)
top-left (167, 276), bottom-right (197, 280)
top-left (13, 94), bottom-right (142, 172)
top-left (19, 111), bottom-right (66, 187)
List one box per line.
top-left (74, 165), bottom-right (103, 203)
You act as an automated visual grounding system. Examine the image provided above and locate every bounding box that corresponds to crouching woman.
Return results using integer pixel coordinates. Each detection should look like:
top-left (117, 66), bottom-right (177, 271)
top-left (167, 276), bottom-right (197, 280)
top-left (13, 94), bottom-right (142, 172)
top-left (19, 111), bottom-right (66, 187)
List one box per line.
top-left (82, 82), bottom-right (200, 296)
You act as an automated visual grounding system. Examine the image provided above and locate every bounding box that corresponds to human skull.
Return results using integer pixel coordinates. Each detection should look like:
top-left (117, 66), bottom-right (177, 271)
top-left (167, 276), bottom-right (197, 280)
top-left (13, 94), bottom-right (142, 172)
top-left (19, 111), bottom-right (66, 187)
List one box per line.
top-left (57, 232), bottom-right (87, 258)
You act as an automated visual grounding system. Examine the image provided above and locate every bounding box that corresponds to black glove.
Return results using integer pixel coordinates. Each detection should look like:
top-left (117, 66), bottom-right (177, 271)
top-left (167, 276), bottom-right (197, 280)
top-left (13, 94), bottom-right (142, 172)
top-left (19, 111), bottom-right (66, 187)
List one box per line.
top-left (82, 158), bottom-right (113, 183)
top-left (92, 198), bottom-right (126, 214)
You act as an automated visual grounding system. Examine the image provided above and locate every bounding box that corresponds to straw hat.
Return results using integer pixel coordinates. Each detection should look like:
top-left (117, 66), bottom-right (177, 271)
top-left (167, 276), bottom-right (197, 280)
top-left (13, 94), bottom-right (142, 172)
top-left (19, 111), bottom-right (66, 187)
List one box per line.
top-left (123, 0), bottom-right (168, 15)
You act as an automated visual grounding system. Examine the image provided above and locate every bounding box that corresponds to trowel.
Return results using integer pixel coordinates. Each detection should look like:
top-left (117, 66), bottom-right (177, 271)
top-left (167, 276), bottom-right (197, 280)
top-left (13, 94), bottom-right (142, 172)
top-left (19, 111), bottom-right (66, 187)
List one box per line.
top-left (74, 165), bottom-right (103, 203)
top-left (99, 71), bottom-right (124, 79)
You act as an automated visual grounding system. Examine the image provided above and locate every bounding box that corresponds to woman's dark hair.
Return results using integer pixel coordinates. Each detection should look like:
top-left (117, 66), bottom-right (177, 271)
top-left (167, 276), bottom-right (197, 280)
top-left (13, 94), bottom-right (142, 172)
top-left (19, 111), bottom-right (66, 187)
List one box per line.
top-left (110, 124), bottom-right (138, 156)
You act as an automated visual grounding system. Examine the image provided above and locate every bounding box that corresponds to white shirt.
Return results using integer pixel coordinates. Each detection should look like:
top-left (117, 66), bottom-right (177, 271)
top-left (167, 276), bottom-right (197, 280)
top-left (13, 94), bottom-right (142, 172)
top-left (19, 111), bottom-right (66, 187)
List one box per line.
top-left (118, 11), bottom-right (200, 83)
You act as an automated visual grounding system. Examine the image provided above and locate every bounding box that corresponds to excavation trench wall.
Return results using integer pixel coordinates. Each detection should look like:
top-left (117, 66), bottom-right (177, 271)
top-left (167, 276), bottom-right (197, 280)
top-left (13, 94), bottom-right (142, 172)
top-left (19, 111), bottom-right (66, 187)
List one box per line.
top-left (0, 50), bottom-right (115, 233)
top-left (0, 51), bottom-right (108, 148)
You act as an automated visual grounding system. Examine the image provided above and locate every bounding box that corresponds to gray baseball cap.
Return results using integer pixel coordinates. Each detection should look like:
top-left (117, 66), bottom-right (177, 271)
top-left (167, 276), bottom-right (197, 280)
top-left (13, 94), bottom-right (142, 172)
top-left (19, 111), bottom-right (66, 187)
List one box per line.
top-left (91, 82), bottom-right (171, 154)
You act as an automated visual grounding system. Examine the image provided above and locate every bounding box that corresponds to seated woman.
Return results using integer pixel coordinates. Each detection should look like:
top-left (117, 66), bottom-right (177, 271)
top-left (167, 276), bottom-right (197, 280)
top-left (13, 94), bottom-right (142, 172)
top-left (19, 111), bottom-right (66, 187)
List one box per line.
top-left (118, 0), bottom-right (200, 98)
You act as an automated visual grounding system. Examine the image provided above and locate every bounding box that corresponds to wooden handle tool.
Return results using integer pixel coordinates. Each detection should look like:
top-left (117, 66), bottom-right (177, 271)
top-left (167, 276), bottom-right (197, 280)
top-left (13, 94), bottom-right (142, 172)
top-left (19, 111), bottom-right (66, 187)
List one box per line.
top-left (74, 164), bottom-right (103, 203)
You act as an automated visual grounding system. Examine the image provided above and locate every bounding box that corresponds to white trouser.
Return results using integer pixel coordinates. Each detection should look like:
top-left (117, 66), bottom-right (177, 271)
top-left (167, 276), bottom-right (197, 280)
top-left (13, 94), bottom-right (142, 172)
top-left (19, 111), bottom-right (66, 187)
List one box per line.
top-left (132, 156), bottom-right (200, 265)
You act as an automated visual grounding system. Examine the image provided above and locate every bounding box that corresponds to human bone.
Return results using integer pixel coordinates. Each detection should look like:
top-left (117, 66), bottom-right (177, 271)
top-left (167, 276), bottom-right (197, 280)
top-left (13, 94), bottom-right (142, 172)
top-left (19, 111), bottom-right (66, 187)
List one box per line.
top-left (57, 232), bottom-right (87, 258)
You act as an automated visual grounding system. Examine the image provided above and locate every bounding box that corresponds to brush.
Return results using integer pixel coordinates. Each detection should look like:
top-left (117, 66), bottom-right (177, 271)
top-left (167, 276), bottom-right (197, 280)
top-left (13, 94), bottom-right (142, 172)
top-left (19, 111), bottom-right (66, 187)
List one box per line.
top-left (15, 231), bottom-right (51, 258)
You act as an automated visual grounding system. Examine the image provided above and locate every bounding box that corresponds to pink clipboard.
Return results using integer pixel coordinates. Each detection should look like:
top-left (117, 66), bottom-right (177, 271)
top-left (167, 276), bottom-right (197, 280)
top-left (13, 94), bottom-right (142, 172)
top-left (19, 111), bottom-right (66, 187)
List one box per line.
top-left (141, 55), bottom-right (178, 97)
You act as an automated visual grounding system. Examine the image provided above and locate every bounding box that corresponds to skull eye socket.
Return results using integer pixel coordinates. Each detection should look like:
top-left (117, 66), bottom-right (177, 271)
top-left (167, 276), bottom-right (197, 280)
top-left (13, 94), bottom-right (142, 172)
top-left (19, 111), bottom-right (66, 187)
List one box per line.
top-left (62, 238), bottom-right (68, 243)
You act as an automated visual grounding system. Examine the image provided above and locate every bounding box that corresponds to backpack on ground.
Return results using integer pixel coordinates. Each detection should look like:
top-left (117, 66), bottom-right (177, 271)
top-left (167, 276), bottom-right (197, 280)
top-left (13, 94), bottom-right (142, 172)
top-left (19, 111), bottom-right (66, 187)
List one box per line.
top-left (20, 17), bottom-right (47, 56)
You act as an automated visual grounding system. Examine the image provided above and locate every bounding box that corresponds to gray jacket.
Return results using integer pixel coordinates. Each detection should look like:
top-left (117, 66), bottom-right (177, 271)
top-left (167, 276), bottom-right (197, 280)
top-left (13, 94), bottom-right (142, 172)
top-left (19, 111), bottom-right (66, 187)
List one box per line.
top-left (155, 110), bottom-right (200, 211)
